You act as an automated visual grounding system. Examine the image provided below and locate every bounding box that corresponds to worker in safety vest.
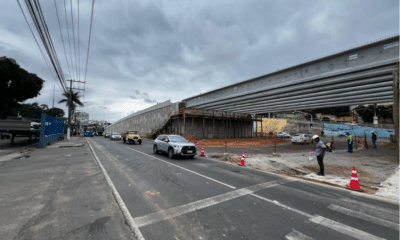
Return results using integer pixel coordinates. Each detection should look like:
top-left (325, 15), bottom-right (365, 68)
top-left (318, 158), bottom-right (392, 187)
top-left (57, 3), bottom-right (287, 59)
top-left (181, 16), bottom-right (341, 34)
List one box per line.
top-left (347, 133), bottom-right (353, 153)
top-left (326, 141), bottom-right (333, 152)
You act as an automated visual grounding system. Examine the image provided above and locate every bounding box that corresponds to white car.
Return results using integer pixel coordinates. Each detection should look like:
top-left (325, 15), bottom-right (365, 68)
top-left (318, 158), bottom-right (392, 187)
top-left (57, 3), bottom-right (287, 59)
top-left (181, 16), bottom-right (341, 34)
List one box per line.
top-left (277, 132), bottom-right (291, 138)
top-left (291, 134), bottom-right (311, 144)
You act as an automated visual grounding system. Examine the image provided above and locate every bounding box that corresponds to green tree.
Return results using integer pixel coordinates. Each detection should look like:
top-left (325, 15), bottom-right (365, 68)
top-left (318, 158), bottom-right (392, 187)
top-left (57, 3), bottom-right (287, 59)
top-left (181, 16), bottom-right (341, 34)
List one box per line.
top-left (46, 107), bottom-right (65, 118)
top-left (58, 90), bottom-right (84, 132)
top-left (0, 56), bottom-right (45, 119)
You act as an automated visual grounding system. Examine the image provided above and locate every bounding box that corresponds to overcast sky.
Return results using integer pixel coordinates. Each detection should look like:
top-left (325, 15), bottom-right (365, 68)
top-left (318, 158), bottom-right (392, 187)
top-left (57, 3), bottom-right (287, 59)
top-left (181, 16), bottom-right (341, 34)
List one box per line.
top-left (1, 0), bottom-right (398, 122)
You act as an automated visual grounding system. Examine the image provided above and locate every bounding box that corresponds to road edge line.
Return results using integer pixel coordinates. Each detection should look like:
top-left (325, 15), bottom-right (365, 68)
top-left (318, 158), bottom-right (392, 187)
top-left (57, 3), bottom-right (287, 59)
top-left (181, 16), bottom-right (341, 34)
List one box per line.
top-left (86, 138), bottom-right (145, 240)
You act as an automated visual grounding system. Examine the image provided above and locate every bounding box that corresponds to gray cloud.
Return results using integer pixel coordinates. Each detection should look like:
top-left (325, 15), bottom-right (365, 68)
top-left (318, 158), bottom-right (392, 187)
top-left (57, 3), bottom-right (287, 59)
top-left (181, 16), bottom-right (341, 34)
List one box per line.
top-left (1, 0), bottom-right (398, 122)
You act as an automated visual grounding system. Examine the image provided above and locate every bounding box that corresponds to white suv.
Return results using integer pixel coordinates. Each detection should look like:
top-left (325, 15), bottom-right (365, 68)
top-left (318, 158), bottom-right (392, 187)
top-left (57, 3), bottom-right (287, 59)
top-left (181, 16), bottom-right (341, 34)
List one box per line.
top-left (153, 135), bottom-right (197, 159)
top-left (291, 134), bottom-right (311, 144)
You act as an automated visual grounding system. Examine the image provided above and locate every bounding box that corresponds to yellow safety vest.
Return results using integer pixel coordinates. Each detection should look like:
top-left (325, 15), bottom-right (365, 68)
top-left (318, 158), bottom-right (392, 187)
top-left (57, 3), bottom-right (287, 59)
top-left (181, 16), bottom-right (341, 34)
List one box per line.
top-left (326, 142), bottom-right (331, 148)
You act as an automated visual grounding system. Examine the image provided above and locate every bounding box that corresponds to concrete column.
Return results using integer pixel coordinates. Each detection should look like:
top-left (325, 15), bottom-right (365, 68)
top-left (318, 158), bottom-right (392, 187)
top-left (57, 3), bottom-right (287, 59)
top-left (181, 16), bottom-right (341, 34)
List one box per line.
top-left (261, 118), bottom-right (263, 138)
top-left (183, 110), bottom-right (186, 138)
top-left (393, 65), bottom-right (399, 159)
top-left (212, 118), bottom-right (215, 138)
top-left (191, 116), bottom-right (194, 135)
top-left (202, 116), bottom-right (205, 139)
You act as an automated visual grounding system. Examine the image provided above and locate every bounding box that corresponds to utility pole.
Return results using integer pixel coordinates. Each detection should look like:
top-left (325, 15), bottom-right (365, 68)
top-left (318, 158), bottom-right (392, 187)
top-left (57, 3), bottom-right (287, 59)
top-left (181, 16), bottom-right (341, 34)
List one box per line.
top-left (67, 80), bottom-right (72, 140)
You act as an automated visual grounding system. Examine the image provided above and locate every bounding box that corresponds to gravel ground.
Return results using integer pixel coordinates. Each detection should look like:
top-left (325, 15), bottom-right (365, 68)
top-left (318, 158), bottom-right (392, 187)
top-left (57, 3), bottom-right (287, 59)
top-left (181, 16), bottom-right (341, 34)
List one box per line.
top-left (207, 141), bottom-right (398, 199)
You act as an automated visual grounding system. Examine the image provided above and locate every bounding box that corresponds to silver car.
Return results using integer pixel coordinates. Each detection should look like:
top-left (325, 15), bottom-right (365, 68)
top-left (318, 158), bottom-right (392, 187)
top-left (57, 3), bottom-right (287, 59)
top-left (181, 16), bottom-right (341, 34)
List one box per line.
top-left (110, 132), bottom-right (122, 140)
top-left (153, 135), bottom-right (197, 159)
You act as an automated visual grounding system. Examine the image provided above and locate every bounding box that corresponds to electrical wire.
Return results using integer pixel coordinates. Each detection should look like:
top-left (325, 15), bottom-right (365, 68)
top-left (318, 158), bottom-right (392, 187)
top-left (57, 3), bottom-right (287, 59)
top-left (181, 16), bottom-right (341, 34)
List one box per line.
top-left (63, 0), bottom-right (75, 81)
top-left (54, 0), bottom-right (72, 80)
top-left (84, 0), bottom-right (95, 83)
top-left (22, 0), bottom-right (67, 92)
top-left (70, 0), bottom-right (78, 81)
top-left (16, 0), bottom-right (65, 93)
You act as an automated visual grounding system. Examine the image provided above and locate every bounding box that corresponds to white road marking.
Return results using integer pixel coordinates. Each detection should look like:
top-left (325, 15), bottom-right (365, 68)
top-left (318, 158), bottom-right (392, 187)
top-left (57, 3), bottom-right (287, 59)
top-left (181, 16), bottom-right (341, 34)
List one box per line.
top-left (340, 198), bottom-right (399, 216)
top-left (285, 229), bottom-right (313, 240)
top-left (248, 194), bottom-right (387, 240)
top-left (309, 215), bottom-right (386, 240)
top-left (86, 138), bottom-right (145, 240)
top-left (126, 146), bottom-right (237, 189)
top-left (328, 204), bottom-right (399, 231)
top-left (249, 193), bottom-right (311, 218)
top-left (133, 179), bottom-right (294, 227)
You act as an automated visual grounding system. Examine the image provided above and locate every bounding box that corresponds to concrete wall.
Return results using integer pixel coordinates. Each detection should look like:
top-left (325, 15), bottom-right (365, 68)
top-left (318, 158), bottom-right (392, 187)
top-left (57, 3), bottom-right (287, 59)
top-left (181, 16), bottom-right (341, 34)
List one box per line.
top-left (105, 101), bottom-right (179, 136)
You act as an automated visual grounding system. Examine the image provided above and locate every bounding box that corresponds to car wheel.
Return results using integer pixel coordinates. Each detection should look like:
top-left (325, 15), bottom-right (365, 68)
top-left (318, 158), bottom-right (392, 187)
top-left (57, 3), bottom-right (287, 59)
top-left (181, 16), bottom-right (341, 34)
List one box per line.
top-left (168, 148), bottom-right (174, 159)
top-left (153, 145), bottom-right (158, 154)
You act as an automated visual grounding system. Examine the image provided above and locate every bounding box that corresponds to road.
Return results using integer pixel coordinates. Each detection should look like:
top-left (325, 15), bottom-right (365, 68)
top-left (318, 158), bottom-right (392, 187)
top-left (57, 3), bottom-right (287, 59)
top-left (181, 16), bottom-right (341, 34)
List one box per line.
top-left (87, 137), bottom-right (399, 240)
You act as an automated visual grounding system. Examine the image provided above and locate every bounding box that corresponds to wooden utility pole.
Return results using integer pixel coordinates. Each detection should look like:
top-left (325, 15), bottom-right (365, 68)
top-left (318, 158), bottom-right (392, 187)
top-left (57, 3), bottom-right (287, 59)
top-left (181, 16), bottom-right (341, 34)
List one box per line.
top-left (393, 63), bottom-right (399, 160)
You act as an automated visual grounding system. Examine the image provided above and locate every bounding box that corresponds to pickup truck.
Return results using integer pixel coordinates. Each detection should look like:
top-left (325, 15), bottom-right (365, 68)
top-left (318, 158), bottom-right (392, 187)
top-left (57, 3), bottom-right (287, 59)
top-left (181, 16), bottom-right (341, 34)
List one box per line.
top-left (122, 130), bottom-right (142, 144)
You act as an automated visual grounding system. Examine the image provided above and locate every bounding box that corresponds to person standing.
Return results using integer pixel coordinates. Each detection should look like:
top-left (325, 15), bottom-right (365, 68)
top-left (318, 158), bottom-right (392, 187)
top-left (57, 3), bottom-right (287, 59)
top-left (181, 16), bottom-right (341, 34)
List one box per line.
top-left (326, 141), bottom-right (333, 152)
top-left (347, 133), bottom-right (353, 153)
top-left (372, 131), bottom-right (377, 148)
top-left (312, 135), bottom-right (327, 176)
top-left (321, 130), bottom-right (324, 137)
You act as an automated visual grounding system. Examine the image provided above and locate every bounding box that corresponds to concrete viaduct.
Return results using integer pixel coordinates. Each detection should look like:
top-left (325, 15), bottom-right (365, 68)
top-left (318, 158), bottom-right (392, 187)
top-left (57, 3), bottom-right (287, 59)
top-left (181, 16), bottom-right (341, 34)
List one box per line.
top-left (106, 35), bottom-right (399, 141)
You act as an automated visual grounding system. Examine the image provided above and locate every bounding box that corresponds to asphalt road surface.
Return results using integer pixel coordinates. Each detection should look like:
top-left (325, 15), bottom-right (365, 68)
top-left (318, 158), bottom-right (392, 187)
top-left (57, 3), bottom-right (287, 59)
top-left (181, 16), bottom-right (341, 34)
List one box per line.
top-left (87, 137), bottom-right (399, 240)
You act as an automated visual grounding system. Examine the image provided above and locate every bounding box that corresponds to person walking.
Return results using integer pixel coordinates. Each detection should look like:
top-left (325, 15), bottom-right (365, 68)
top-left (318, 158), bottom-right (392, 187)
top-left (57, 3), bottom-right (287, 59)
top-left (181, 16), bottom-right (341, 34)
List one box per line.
top-left (312, 135), bottom-right (327, 176)
top-left (321, 130), bottom-right (324, 137)
top-left (347, 133), bottom-right (353, 153)
top-left (372, 131), bottom-right (377, 148)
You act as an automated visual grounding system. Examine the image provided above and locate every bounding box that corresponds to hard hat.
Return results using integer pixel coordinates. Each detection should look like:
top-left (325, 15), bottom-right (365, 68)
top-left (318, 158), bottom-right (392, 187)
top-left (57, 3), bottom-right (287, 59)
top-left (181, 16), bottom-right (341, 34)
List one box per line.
top-left (312, 135), bottom-right (319, 140)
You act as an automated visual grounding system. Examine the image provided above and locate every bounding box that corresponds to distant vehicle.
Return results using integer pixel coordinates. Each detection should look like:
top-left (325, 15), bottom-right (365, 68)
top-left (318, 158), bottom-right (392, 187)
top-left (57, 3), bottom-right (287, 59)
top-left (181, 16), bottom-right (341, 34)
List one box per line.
top-left (122, 130), bottom-right (142, 144)
top-left (277, 132), bottom-right (291, 138)
top-left (104, 132), bottom-right (112, 138)
top-left (84, 131), bottom-right (94, 137)
top-left (94, 126), bottom-right (105, 136)
top-left (110, 132), bottom-right (122, 140)
top-left (153, 135), bottom-right (197, 159)
top-left (291, 134), bottom-right (311, 144)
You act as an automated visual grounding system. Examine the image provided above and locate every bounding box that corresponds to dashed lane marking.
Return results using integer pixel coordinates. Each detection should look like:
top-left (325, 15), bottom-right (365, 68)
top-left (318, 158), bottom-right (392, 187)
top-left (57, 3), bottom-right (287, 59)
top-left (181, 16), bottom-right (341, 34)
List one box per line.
top-left (126, 147), bottom-right (237, 189)
top-left (133, 179), bottom-right (294, 227)
top-left (285, 229), bottom-right (313, 240)
top-left (328, 204), bottom-right (399, 231)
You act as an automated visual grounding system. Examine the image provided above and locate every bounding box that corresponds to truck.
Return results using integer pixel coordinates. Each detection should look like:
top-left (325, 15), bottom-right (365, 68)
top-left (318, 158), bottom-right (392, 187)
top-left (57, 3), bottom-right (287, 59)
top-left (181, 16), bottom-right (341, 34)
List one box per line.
top-left (122, 130), bottom-right (142, 144)
top-left (0, 119), bottom-right (41, 144)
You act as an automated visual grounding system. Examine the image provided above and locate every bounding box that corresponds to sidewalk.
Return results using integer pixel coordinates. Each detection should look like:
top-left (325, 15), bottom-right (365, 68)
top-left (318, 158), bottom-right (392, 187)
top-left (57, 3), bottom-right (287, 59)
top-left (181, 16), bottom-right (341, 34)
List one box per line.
top-left (0, 136), bottom-right (134, 240)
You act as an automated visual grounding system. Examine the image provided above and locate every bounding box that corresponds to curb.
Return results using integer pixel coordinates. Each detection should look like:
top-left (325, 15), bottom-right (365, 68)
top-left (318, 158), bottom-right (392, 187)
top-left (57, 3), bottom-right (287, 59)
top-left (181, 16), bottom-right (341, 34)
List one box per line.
top-left (86, 138), bottom-right (145, 240)
top-left (202, 154), bottom-right (399, 205)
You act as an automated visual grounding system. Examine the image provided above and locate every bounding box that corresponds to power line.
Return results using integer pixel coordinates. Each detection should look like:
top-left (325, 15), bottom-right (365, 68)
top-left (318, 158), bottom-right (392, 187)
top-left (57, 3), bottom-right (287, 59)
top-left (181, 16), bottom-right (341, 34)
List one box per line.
top-left (21, 0), bottom-right (67, 92)
top-left (54, 0), bottom-right (72, 80)
top-left (70, 0), bottom-right (78, 81)
top-left (63, 0), bottom-right (75, 81)
top-left (16, 0), bottom-right (65, 93)
top-left (31, 0), bottom-right (67, 87)
top-left (77, 0), bottom-right (80, 82)
top-left (84, 0), bottom-right (95, 82)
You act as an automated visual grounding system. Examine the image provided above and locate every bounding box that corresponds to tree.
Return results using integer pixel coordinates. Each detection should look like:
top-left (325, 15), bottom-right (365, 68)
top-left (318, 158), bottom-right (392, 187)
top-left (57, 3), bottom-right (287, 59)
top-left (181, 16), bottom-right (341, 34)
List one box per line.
top-left (0, 57), bottom-right (44, 119)
top-left (46, 107), bottom-right (65, 118)
top-left (58, 90), bottom-right (84, 133)
top-left (355, 105), bottom-right (393, 122)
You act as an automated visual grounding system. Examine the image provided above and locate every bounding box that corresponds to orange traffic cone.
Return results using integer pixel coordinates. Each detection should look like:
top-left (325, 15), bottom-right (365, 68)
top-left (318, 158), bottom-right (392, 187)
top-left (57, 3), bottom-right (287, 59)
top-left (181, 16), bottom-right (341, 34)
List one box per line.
top-left (200, 146), bottom-right (205, 157)
top-left (349, 167), bottom-right (362, 191)
top-left (239, 152), bottom-right (245, 166)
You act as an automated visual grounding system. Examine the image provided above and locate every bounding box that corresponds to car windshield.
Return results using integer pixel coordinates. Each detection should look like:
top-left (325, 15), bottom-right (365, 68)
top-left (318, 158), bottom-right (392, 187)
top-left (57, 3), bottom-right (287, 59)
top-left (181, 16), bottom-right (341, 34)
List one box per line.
top-left (112, 132), bottom-right (119, 135)
top-left (293, 134), bottom-right (300, 137)
top-left (129, 131), bottom-right (138, 134)
top-left (169, 136), bottom-right (187, 142)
